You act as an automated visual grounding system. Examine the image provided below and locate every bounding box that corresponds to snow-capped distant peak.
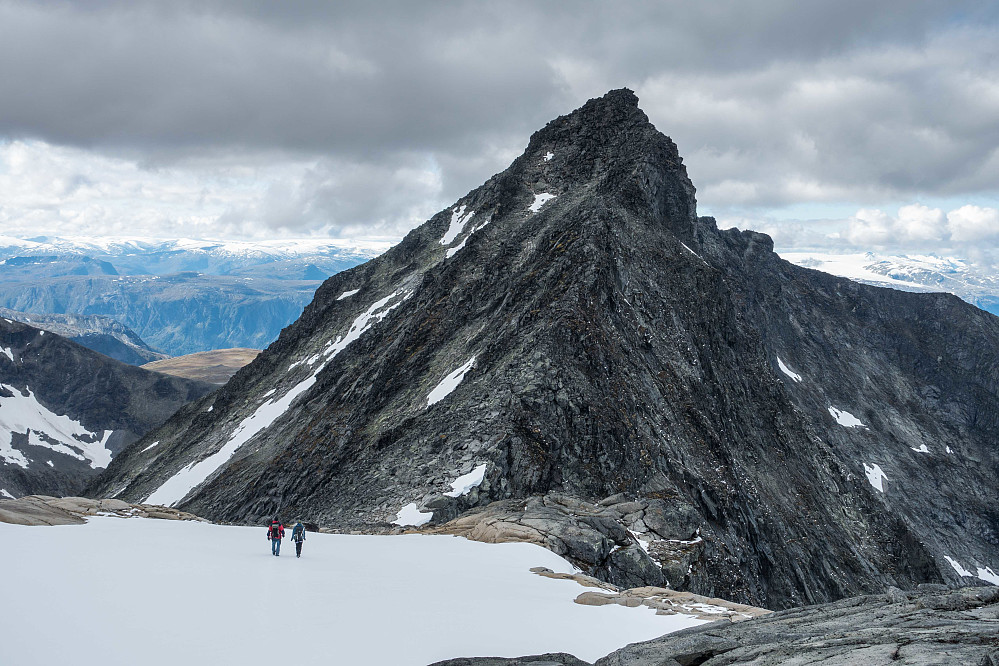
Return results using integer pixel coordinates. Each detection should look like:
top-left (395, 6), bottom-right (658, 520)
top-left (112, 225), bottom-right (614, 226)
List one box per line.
top-left (0, 235), bottom-right (394, 263)
top-left (778, 250), bottom-right (999, 317)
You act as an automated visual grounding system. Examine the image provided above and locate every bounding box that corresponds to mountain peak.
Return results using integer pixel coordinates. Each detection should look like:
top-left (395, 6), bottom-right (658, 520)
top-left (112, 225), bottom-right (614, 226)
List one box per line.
top-left (89, 92), bottom-right (999, 610)
top-left (513, 88), bottom-right (698, 239)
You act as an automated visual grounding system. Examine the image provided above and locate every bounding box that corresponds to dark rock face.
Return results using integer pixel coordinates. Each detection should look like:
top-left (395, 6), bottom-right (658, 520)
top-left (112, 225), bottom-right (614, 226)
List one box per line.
top-left (88, 90), bottom-right (999, 609)
top-left (0, 318), bottom-right (214, 497)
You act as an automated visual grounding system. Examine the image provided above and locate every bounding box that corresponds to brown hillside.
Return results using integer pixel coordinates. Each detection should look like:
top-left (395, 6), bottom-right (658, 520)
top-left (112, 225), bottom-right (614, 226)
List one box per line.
top-left (142, 348), bottom-right (260, 384)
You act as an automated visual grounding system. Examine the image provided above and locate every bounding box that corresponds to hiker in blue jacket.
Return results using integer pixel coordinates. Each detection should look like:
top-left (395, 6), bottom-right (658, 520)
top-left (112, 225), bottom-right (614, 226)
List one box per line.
top-left (291, 521), bottom-right (306, 558)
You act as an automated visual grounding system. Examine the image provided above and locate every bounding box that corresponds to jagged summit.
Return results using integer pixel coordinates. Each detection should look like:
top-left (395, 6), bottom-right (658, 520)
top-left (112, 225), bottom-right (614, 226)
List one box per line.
top-left (89, 91), bottom-right (999, 609)
top-left (513, 87), bottom-right (697, 240)
top-left (527, 88), bottom-right (648, 151)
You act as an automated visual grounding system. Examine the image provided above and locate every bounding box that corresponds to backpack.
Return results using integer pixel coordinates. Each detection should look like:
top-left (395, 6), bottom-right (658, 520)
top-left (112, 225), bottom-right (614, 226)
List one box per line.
top-left (270, 522), bottom-right (281, 539)
top-left (292, 523), bottom-right (304, 542)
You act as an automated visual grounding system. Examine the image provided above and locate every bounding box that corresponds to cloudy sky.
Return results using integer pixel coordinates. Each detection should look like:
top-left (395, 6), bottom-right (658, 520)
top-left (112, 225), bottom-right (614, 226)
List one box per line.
top-left (1, 0), bottom-right (997, 258)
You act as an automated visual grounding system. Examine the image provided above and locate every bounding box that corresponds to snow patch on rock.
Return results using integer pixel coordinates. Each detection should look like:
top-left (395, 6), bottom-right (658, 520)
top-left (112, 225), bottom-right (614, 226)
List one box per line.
top-left (445, 216), bottom-right (492, 259)
top-left (977, 566), bottom-right (999, 585)
top-left (444, 463), bottom-right (487, 498)
top-left (337, 289), bottom-right (360, 301)
top-left (776, 357), bottom-right (802, 382)
top-left (441, 205), bottom-right (475, 246)
top-left (393, 502), bottom-right (433, 527)
top-left (0, 383), bottom-right (113, 469)
top-left (944, 555), bottom-right (974, 577)
top-left (863, 463), bottom-right (888, 492)
top-left (529, 193), bottom-right (556, 212)
top-left (829, 406), bottom-right (866, 428)
top-left (680, 242), bottom-right (710, 266)
top-left (427, 356), bottom-right (476, 407)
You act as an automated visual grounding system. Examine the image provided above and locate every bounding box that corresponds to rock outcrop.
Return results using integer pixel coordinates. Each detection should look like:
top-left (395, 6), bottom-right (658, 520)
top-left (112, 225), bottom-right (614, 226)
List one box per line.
top-left (0, 494), bottom-right (205, 525)
top-left (88, 90), bottom-right (999, 609)
top-left (429, 586), bottom-right (999, 666)
top-left (427, 494), bottom-right (704, 591)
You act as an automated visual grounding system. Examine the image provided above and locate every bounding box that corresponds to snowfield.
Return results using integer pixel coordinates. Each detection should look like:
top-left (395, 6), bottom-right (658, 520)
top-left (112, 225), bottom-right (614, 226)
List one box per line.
top-left (0, 517), bottom-right (709, 665)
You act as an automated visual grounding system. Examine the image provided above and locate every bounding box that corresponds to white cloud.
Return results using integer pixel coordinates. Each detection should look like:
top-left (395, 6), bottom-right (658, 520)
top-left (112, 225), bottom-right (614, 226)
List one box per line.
top-left (726, 203), bottom-right (999, 267)
top-left (947, 205), bottom-right (999, 243)
top-left (0, 140), bottom-right (445, 240)
top-left (846, 204), bottom-right (947, 246)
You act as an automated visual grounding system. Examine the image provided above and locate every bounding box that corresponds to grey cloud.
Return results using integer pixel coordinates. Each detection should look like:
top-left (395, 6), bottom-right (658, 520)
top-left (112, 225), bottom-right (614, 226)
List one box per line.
top-left (1, 0), bottom-right (998, 240)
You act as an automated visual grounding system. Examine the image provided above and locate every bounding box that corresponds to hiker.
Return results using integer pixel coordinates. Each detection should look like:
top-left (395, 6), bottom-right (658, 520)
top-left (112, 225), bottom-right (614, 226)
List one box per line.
top-left (291, 521), bottom-right (306, 558)
top-left (267, 517), bottom-right (284, 556)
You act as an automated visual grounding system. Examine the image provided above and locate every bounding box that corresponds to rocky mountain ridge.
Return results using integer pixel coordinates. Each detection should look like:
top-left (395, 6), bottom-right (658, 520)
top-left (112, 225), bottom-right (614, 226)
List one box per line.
top-left (1, 318), bottom-right (213, 497)
top-left (88, 90), bottom-right (999, 609)
top-left (0, 307), bottom-right (166, 365)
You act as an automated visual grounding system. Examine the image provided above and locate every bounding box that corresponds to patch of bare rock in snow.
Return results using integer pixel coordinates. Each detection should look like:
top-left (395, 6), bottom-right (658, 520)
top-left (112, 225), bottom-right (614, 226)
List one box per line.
top-left (0, 494), bottom-right (205, 526)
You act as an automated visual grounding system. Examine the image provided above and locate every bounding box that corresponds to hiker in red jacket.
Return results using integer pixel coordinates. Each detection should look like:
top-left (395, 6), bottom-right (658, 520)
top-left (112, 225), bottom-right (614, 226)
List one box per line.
top-left (267, 518), bottom-right (285, 556)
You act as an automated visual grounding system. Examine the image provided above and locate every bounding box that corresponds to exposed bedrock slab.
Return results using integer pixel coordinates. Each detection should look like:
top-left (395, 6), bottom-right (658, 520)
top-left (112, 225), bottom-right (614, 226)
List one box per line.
top-left (0, 494), bottom-right (206, 525)
top-left (429, 586), bottom-right (999, 666)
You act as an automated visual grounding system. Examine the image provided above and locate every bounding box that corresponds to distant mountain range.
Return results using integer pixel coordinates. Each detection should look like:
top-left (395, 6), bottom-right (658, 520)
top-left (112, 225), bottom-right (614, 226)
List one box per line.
top-left (0, 236), bottom-right (393, 277)
top-left (0, 237), bottom-right (392, 357)
top-left (778, 251), bottom-right (999, 316)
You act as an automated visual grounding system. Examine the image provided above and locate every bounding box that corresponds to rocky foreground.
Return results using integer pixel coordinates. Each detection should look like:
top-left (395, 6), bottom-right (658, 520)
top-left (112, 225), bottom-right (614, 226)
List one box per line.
top-left (431, 585), bottom-right (999, 665)
top-left (0, 494), bottom-right (205, 525)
